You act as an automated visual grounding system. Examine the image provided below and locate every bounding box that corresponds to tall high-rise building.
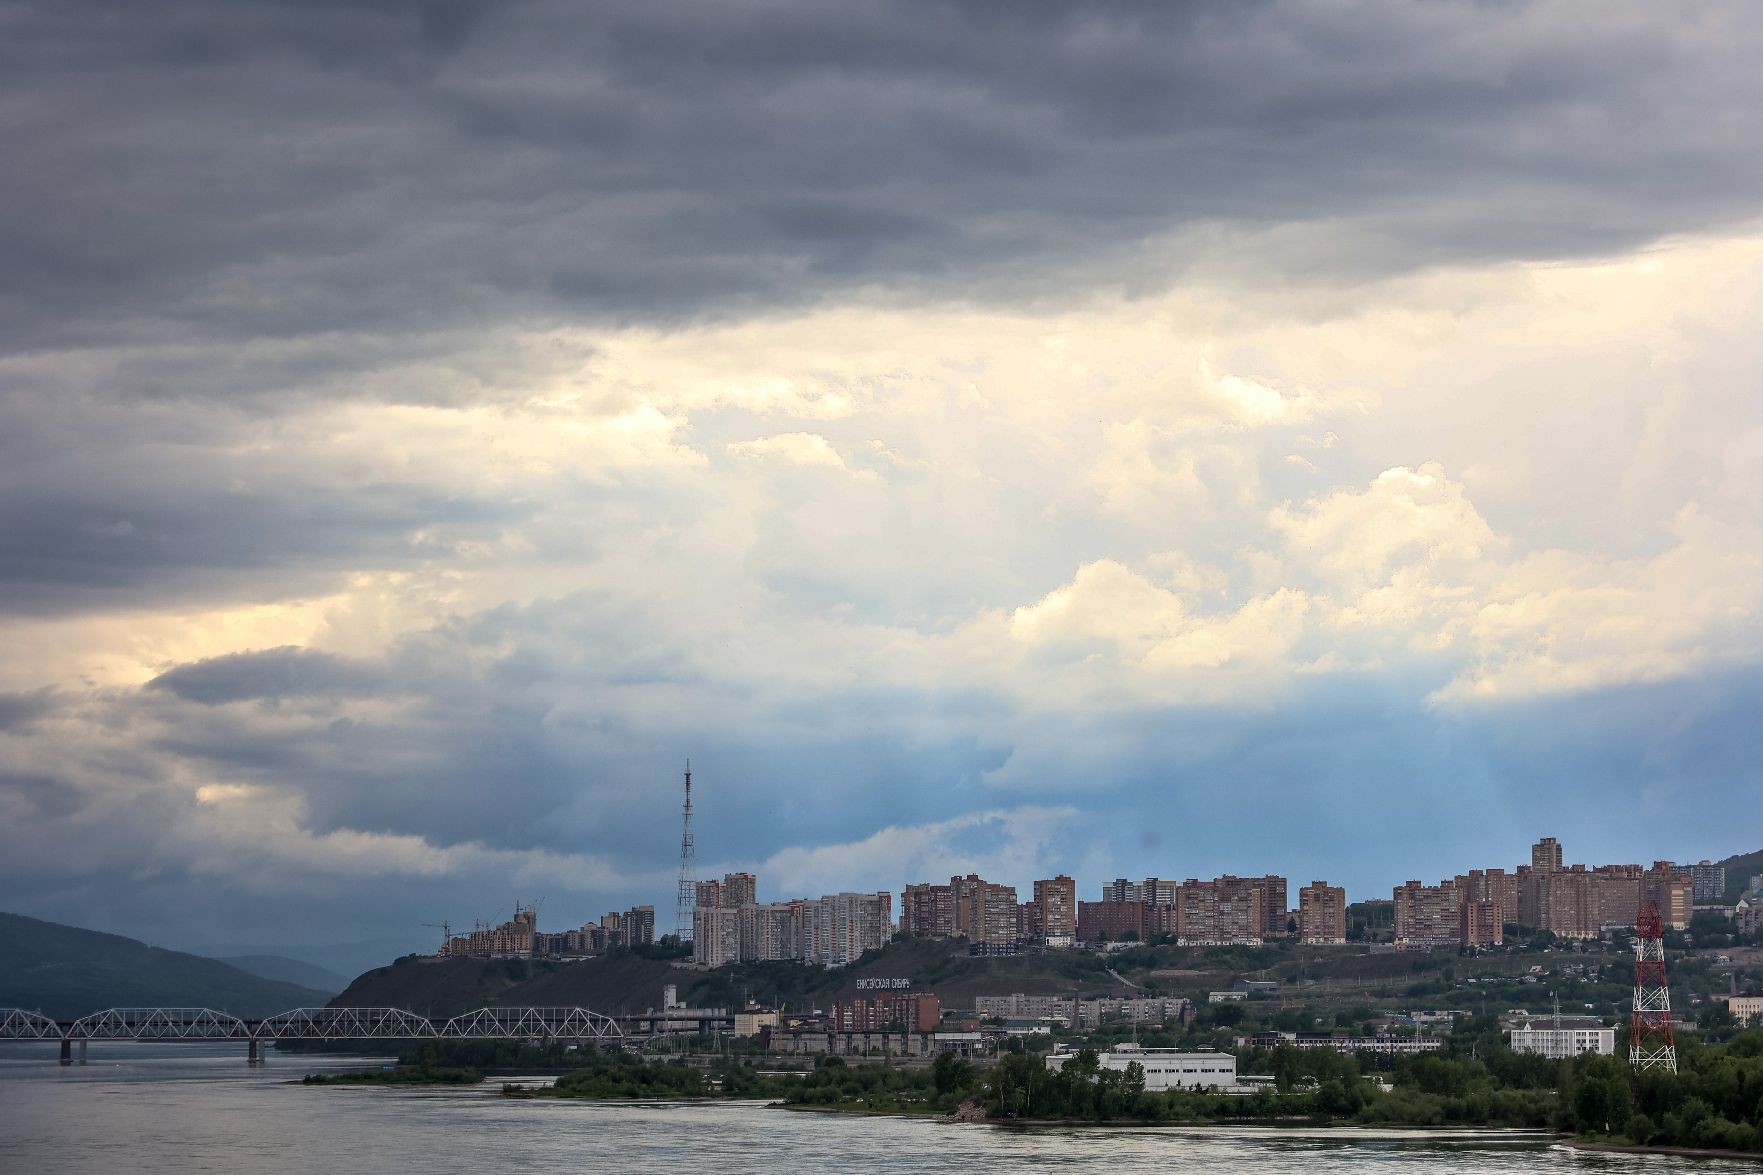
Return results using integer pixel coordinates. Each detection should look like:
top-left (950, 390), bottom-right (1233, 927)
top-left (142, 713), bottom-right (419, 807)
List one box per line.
top-left (624, 905), bottom-right (656, 946)
top-left (1174, 877), bottom-right (1264, 944)
top-left (696, 872), bottom-right (756, 910)
top-left (900, 882), bottom-right (957, 938)
top-left (952, 874), bottom-right (1019, 948)
top-left (738, 902), bottom-right (799, 962)
top-left (1034, 875), bottom-right (1078, 945)
top-left (800, 892), bottom-right (893, 967)
top-left (692, 906), bottom-right (740, 966)
top-left (1101, 878), bottom-right (1142, 903)
top-left (1455, 869), bottom-right (1517, 930)
top-left (1258, 875), bottom-right (1290, 936)
top-left (1511, 843), bottom-right (1691, 939)
top-left (1139, 878), bottom-right (1179, 906)
top-left (1460, 899), bottom-right (1503, 948)
top-left (1643, 862), bottom-right (1692, 930)
top-left (1688, 861), bottom-right (1727, 904)
top-left (1297, 881), bottom-right (1347, 944)
top-left (721, 872), bottom-right (758, 908)
top-left (1393, 880), bottom-right (1460, 949)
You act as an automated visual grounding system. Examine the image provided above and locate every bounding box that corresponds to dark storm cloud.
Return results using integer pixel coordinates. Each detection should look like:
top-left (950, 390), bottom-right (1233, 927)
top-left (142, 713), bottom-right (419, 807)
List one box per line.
top-left (4, 1), bottom-right (1762, 359)
top-left (0, 379), bottom-right (543, 617)
top-left (0, 479), bottom-right (512, 614)
top-left (147, 647), bottom-right (391, 704)
top-left (0, 772), bottom-right (87, 821)
top-left (0, 450), bottom-right (524, 617)
top-left (0, 689), bottom-right (60, 731)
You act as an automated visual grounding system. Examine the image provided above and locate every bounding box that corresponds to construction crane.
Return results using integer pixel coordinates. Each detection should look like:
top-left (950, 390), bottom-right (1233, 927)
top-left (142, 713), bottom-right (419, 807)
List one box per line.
top-left (422, 921), bottom-right (452, 957)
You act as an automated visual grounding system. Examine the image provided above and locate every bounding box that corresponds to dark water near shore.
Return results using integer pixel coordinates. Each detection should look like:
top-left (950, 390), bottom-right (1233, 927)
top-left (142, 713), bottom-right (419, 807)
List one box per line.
top-left (0, 1043), bottom-right (1752, 1174)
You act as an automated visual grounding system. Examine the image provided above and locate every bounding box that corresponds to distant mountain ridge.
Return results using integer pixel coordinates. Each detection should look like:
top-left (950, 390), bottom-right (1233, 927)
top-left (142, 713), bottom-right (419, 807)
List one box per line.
top-left (0, 912), bottom-right (334, 1020)
top-left (213, 954), bottom-right (349, 995)
top-left (179, 936), bottom-right (428, 981)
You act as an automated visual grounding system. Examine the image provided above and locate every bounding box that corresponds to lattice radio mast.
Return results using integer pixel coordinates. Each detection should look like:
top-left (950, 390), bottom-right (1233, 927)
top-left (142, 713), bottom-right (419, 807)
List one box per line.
top-left (1629, 899), bottom-right (1677, 1073)
top-left (675, 760), bottom-right (695, 943)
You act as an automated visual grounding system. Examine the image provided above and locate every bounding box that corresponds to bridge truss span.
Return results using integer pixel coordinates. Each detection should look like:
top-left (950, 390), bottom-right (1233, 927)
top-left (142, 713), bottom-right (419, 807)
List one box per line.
top-left (440, 1006), bottom-right (622, 1041)
top-left (255, 1007), bottom-right (438, 1040)
top-left (0, 1004), bottom-right (627, 1064)
top-left (0, 1008), bottom-right (59, 1039)
top-left (67, 1008), bottom-right (251, 1040)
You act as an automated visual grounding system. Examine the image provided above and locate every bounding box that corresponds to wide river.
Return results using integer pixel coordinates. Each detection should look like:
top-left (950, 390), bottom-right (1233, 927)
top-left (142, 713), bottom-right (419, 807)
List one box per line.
top-left (0, 1044), bottom-right (1753, 1174)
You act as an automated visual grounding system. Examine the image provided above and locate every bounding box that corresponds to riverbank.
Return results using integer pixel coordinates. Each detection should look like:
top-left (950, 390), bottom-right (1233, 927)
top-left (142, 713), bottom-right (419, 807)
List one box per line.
top-left (789, 1100), bottom-right (1551, 1136)
top-left (1563, 1139), bottom-right (1763, 1160)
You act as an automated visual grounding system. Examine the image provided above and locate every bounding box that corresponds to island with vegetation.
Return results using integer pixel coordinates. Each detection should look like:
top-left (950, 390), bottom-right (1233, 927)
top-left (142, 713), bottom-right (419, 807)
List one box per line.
top-left (302, 1065), bottom-right (483, 1087)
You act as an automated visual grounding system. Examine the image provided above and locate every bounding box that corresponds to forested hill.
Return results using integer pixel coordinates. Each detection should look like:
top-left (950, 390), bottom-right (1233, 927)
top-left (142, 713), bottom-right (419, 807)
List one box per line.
top-left (1719, 848), bottom-right (1763, 902)
top-left (0, 911), bottom-right (333, 1019)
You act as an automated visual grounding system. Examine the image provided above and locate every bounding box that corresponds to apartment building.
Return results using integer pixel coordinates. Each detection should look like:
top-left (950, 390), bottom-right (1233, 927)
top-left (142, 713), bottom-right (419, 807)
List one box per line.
top-left (900, 881), bottom-right (957, 938)
top-left (692, 905), bottom-right (741, 966)
top-left (1259, 876), bottom-right (1290, 937)
top-left (1393, 880), bottom-right (1459, 950)
top-left (1175, 876), bottom-right (1266, 944)
top-left (1455, 869), bottom-right (1517, 928)
top-left (696, 872), bottom-right (757, 910)
top-left (1078, 899), bottom-right (1148, 942)
top-left (952, 874), bottom-right (1020, 949)
top-left (1034, 875), bottom-right (1078, 945)
top-left (801, 891), bottom-right (894, 967)
top-left (1297, 881), bottom-right (1347, 945)
top-left (833, 992), bottom-right (942, 1033)
top-left (1689, 861), bottom-right (1727, 904)
top-left (739, 901), bottom-right (800, 962)
top-left (1459, 899), bottom-right (1503, 948)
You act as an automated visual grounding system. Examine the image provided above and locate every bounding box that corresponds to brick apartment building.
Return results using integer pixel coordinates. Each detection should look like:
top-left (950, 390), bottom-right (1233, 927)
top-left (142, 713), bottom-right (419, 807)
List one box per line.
top-left (1034, 875), bottom-right (1078, 945)
top-left (1297, 881), bottom-right (1347, 944)
top-left (832, 991), bottom-right (942, 1033)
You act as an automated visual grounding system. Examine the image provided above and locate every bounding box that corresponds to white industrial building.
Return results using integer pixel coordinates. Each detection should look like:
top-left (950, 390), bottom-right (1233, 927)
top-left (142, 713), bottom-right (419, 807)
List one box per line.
top-left (1046, 1043), bottom-right (1237, 1091)
top-left (1509, 1016), bottom-right (1615, 1059)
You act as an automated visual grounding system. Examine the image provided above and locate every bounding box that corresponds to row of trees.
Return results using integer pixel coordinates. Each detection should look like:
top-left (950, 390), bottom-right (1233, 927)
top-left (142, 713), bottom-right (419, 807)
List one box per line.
top-left (972, 1027), bottom-right (1763, 1153)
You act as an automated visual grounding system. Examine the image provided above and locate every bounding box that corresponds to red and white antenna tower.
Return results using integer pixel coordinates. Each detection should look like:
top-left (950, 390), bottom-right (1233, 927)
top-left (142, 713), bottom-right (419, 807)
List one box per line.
top-left (675, 761), bottom-right (695, 943)
top-left (1629, 899), bottom-right (1677, 1073)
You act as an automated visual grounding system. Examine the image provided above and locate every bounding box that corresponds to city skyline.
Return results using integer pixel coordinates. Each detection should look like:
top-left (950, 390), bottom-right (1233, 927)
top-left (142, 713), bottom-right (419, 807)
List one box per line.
top-left (4, 2), bottom-right (1763, 956)
top-left (427, 830), bottom-right (1731, 968)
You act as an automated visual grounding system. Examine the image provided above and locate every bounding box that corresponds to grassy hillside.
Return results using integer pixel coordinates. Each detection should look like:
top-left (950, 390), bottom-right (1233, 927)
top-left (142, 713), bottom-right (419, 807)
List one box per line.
top-left (331, 952), bottom-right (684, 1017)
top-left (333, 939), bottom-right (1251, 1018)
top-left (0, 912), bottom-right (333, 1019)
top-left (329, 933), bottom-right (1667, 1023)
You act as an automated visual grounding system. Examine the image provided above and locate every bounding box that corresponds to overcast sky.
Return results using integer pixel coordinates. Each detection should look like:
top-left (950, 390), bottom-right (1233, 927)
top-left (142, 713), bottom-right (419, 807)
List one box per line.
top-left (4, 1), bottom-right (1763, 957)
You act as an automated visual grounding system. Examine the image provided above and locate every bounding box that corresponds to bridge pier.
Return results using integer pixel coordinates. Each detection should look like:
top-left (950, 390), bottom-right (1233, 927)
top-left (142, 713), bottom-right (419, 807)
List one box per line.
top-left (247, 1038), bottom-right (262, 1065)
top-left (59, 1038), bottom-right (71, 1065)
top-left (79, 1040), bottom-right (87, 1064)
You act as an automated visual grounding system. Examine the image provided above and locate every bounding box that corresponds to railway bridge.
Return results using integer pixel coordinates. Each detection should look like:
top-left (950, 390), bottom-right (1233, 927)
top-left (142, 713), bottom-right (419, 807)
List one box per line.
top-left (0, 1005), bottom-right (629, 1065)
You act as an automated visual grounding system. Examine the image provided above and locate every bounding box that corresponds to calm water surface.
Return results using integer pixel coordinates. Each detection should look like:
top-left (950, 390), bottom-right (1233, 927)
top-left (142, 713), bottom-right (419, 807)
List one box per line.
top-left (1, 1043), bottom-right (1755, 1174)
